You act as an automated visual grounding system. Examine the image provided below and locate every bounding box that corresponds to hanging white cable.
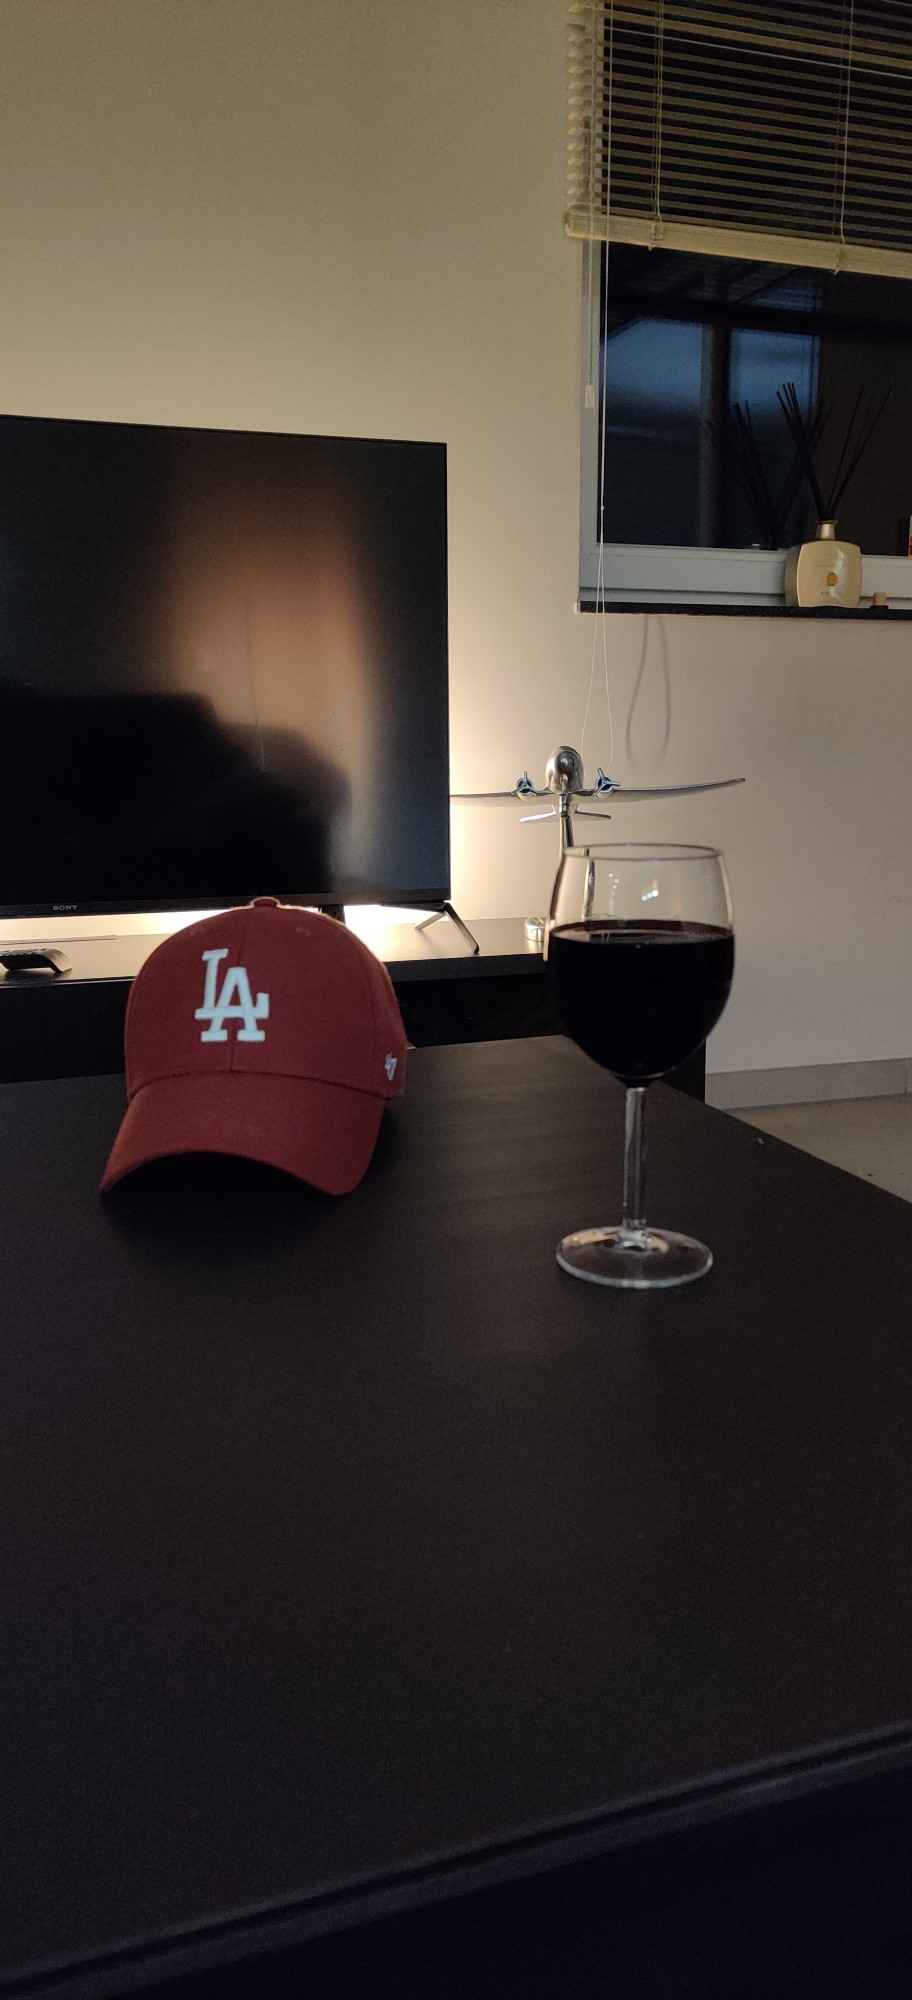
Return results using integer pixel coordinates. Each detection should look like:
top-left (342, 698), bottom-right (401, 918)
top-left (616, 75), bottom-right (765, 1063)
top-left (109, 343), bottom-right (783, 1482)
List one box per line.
top-left (581, 0), bottom-right (615, 775)
top-left (584, 0), bottom-right (600, 401)
top-left (651, 0), bottom-right (666, 243)
top-left (837, 0), bottom-right (856, 257)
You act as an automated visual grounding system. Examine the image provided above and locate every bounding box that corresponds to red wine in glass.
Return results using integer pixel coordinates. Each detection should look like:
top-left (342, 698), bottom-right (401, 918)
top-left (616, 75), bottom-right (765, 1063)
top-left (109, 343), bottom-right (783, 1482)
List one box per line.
top-left (545, 845), bottom-right (734, 1288)
top-left (548, 919), bottom-right (734, 1086)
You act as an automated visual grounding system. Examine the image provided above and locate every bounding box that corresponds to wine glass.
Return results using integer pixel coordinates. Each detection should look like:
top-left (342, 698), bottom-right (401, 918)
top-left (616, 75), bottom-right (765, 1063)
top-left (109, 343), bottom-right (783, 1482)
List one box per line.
top-left (545, 843), bottom-right (734, 1288)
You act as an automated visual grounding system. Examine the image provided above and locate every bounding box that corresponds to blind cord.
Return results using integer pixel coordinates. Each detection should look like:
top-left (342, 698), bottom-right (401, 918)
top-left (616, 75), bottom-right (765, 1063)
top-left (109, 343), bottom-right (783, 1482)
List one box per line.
top-left (584, 0), bottom-right (599, 395)
top-left (582, 0), bottom-right (615, 775)
top-left (652, 0), bottom-right (666, 240)
top-left (837, 0), bottom-right (856, 254)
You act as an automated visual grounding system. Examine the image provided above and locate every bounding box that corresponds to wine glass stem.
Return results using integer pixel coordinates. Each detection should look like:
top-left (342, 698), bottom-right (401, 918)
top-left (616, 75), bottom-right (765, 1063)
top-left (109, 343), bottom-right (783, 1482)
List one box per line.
top-left (621, 1085), bottom-right (648, 1242)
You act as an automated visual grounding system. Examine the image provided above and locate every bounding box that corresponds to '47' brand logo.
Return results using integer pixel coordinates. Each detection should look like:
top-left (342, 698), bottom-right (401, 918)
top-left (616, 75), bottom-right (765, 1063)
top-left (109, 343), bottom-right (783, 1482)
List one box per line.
top-left (195, 949), bottom-right (270, 1043)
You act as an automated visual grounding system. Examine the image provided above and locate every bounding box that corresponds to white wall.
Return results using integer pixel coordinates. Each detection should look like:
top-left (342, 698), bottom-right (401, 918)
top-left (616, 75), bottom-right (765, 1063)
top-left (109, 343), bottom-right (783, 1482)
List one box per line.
top-left (0, 0), bottom-right (909, 1074)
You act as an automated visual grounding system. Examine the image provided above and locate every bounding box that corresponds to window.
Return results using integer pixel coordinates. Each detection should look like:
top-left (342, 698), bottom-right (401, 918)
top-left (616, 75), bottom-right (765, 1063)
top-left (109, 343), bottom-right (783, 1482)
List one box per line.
top-left (579, 245), bottom-right (912, 606)
top-left (569, 1), bottom-right (912, 609)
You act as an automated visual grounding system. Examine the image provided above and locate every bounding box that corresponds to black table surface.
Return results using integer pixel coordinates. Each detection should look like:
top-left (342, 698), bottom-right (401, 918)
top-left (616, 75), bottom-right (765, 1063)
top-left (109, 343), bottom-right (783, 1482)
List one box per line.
top-left (3, 1039), bottom-right (912, 1995)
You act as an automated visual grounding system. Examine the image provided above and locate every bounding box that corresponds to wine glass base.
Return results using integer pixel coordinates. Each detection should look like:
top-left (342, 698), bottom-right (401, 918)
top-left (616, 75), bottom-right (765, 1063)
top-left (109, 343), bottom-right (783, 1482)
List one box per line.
top-left (556, 1226), bottom-right (712, 1290)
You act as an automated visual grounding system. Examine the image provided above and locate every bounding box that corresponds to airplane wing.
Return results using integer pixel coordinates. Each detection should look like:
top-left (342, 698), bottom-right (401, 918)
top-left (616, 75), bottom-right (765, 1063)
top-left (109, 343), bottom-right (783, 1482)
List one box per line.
top-left (452, 777), bottom-right (744, 804)
top-left (585, 777), bottom-right (745, 800)
top-left (450, 786), bottom-right (549, 805)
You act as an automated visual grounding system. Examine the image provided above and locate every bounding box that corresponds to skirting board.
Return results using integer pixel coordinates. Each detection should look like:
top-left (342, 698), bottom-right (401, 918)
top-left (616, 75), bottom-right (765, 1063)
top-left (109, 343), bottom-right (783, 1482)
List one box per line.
top-left (707, 1058), bottom-right (912, 1112)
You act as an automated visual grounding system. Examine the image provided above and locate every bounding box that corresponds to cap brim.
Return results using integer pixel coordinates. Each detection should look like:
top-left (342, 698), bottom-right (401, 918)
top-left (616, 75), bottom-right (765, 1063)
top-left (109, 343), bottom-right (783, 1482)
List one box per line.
top-left (100, 1071), bottom-right (386, 1196)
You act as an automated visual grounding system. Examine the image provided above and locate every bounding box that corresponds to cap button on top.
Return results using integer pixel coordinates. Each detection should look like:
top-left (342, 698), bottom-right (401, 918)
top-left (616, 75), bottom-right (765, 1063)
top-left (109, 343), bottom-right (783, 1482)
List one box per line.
top-left (251, 896), bottom-right (280, 908)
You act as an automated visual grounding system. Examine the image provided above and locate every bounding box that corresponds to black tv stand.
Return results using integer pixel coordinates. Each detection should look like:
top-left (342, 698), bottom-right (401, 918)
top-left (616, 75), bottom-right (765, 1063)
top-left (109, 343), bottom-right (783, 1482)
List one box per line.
top-left (415, 902), bottom-right (480, 954)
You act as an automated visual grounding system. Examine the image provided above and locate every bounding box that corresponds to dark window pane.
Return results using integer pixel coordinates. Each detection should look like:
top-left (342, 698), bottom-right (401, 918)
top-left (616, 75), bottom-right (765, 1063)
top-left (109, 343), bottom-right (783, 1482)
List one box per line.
top-left (726, 328), bottom-right (817, 547)
top-left (597, 246), bottom-right (912, 555)
top-left (600, 319), bottom-right (703, 545)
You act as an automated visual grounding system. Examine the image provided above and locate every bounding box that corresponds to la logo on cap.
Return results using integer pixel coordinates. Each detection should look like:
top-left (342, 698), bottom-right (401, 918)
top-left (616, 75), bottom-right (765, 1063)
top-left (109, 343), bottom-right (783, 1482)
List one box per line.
top-left (101, 901), bottom-right (407, 1196)
top-left (195, 949), bottom-right (270, 1043)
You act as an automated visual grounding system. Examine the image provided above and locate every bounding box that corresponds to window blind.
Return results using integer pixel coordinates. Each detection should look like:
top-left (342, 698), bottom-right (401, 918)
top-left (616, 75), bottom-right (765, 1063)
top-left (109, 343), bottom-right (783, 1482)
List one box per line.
top-left (567, 0), bottom-right (912, 276)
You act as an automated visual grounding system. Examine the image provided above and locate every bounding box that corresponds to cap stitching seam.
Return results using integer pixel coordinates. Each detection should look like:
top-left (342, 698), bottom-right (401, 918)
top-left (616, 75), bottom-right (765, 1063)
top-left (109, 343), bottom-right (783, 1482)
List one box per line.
top-left (127, 1070), bottom-right (392, 1102)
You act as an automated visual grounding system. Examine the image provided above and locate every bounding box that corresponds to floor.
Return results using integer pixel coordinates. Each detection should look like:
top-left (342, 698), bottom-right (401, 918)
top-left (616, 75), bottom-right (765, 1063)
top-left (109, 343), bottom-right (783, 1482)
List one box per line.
top-left (734, 1095), bottom-right (912, 1205)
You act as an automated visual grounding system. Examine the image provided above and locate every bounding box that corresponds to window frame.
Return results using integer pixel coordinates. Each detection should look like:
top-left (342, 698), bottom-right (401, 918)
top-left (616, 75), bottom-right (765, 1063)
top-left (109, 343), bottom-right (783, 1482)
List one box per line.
top-left (578, 254), bottom-right (912, 613)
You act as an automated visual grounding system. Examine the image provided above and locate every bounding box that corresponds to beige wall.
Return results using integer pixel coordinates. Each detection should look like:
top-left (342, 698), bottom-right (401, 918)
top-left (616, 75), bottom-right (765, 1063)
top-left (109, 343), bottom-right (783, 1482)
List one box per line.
top-left (0, 0), bottom-right (909, 1073)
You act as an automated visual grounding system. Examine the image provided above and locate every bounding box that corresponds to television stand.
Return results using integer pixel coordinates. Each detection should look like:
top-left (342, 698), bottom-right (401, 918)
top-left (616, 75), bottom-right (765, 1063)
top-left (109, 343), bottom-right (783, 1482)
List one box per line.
top-left (414, 902), bottom-right (480, 955)
top-left (0, 920), bottom-right (706, 1100)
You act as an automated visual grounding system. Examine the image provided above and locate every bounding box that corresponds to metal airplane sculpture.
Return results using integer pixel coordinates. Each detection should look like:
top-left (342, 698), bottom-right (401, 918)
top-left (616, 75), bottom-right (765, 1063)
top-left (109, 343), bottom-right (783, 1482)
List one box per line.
top-left (423, 748), bottom-right (744, 950)
top-left (452, 745), bottom-right (744, 855)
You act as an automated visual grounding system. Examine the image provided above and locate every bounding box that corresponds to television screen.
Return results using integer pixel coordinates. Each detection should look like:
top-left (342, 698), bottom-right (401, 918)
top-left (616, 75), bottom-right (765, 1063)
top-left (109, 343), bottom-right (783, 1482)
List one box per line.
top-left (0, 415), bottom-right (449, 916)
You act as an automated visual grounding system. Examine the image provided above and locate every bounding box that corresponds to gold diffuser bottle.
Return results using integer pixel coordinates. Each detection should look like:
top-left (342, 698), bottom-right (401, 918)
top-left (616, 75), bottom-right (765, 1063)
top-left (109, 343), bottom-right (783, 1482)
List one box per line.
top-left (784, 519), bottom-right (862, 610)
top-left (778, 382), bottom-right (891, 613)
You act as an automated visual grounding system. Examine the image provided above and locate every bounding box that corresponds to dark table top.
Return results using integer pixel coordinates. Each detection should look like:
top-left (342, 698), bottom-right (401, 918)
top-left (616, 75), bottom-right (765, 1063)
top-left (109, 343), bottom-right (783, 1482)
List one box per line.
top-left (3, 1039), bottom-right (912, 1995)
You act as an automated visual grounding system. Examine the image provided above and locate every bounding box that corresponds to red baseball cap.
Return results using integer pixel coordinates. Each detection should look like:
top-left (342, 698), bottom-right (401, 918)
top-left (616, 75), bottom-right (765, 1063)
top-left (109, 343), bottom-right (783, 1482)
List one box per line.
top-left (101, 899), bottom-right (407, 1194)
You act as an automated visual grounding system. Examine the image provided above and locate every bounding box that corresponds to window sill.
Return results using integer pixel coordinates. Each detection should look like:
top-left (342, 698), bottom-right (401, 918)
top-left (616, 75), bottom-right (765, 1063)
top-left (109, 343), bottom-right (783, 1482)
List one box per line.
top-left (578, 601), bottom-right (912, 619)
top-left (578, 547), bottom-right (912, 613)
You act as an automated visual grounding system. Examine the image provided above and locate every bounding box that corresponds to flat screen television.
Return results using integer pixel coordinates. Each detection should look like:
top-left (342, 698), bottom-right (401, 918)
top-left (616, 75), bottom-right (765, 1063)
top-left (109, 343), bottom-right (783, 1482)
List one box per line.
top-left (0, 414), bottom-right (450, 917)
